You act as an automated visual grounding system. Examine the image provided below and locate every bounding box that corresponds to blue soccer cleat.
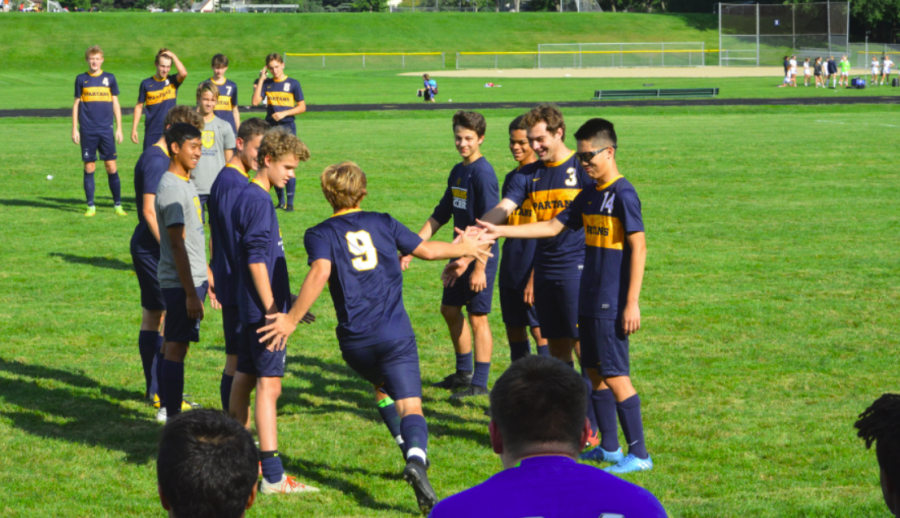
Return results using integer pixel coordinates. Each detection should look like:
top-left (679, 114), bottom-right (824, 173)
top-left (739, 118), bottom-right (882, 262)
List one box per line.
top-left (580, 446), bottom-right (624, 464)
top-left (604, 453), bottom-right (653, 474)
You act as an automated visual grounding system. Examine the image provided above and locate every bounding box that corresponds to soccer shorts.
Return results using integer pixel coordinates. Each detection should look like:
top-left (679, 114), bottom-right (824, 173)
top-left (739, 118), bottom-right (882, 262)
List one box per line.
top-left (441, 255), bottom-right (497, 314)
top-left (80, 129), bottom-right (117, 163)
top-left (534, 278), bottom-right (580, 340)
top-left (222, 305), bottom-right (241, 355)
top-left (162, 282), bottom-right (208, 343)
top-left (143, 132), bottom-right (163, 151)
top-left (499, 286), bottom-right (539, 328)
top-left (131, 236), bottom-right (165, 311)
top-left (341, 337), bottom-right (422, 401)
top-left (272, 120), bottom-right (296, 136)
top-left (579, 316), bottom-right (629, 377)
top-left (236, 319), bottom-right (286, 378)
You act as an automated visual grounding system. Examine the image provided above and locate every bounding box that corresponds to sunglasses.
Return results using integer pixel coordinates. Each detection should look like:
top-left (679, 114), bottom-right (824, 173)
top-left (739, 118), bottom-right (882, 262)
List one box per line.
top-left (576, 146), bottom-right (616, 164)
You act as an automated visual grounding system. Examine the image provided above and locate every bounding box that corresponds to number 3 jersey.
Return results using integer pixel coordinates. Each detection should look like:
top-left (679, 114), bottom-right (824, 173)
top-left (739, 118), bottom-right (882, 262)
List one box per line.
top-left (232, 180), bottom-right (292, 325)
top-left (304, 209), bottom-right (424, 350)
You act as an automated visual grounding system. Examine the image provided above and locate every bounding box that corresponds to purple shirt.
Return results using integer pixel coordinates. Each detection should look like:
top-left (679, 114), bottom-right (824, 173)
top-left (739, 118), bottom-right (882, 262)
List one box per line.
top-left (429, 455), bottom-right (666, 518)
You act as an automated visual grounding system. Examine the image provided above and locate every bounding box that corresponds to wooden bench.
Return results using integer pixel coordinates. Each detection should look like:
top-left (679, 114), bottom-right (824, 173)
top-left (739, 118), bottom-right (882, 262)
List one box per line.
top-left (594, 88), bottom-right (719, 99)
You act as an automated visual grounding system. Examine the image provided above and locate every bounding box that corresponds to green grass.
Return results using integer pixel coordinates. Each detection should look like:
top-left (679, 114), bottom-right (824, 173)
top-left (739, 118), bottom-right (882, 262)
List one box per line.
top-left (0, 104), bottom-right (897, 517)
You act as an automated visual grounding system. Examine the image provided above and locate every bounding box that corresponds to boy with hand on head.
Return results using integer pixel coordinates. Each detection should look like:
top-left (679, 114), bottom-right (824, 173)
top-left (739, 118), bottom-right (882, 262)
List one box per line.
top-left (134, 49), bottom-right (188, 150)
top-left (192, 80), bottom-right (236, 222)
top-left (228, 129), bottom-right (318, 496)
top-left (251, 53), bottom-right (306, 212)
top-left (205, 53), bottom-right (240, 134)
top-left (478, 118), bottom-right (652, 474)
top-left (132, 106), bottom-right (205, 413)
top-left (73, 45), bottom-right (125, 217)
top-left (155, 122), bottom-right (218, 424)
top-left (401, 111), bottom-right (500, 400)
top-left (499, 115), bottom-right (548, 361)
top-left (258, 161), bottom-right (494, 514)
top-left (207, 117), bottom-right (269, 412)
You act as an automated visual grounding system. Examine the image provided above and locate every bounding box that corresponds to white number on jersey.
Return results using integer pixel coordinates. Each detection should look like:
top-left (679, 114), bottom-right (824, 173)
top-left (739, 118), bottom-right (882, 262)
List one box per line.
top-left (225, 86), bottom-right (232, 95)
top-left (600, 192), bottom-right (616, 213)
top-left (346, 231), bottom-right (378, 271)
top-left (283, 83), bottom-right (290, 92)
top-left (102, 77), bottom-right (109, 86)
top-left (565, 167), bottom-right (577, 186)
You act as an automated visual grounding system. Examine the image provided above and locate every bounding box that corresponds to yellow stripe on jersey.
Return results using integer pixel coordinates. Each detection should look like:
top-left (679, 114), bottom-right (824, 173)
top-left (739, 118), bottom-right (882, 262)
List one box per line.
top-left (145, 85), bottom-right (177, 106)
top-left (529, 188), bottom-right (580, 221)
top-left (582, 214), bottom-right (624, 250)
top-left (266, 91), bottom-right (295, 107)
top-left (215, 95), bottom-right (233, 111)
top-left (451, 188), bottom-right (467, 200)
top-left (81, 87), bottom-right (112, 103)
top-left (508, 199), bottom-right (536, 226)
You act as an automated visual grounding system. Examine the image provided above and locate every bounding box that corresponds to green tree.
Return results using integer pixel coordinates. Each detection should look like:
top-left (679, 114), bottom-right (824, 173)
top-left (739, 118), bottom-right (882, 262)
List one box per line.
top-left (352, 0), bottom-right (386, 11)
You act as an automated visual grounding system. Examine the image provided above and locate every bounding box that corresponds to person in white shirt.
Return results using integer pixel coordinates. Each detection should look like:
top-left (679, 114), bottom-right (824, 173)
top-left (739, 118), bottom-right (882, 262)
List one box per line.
top-left (881, 55), bottom-right (893, 85)
top-left (871, 56), bottom-right (881, 85)
top-left (803, 58), bottom-right (811, 86)
top-left (789, 55), bottom-right (798, 87)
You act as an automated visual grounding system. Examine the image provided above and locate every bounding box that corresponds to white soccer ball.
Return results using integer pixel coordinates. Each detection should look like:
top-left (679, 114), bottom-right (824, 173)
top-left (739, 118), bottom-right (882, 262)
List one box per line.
top-left (47, 175), bottom-right (53, 180)
top-left (448, 99), bottom-right (452, 102)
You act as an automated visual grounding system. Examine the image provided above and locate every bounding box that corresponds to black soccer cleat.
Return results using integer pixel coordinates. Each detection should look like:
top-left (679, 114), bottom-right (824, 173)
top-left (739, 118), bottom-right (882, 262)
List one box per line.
top-left (431, 371), bottom-right (473, 390)
top-left (449, 384), bottom-right (489, 400)
top-left (402, 458), bottom-right (438, 515)
top-left (285, 204), bottom-right (295, 212)
top-left (275, 202), bottom-right (286, 210)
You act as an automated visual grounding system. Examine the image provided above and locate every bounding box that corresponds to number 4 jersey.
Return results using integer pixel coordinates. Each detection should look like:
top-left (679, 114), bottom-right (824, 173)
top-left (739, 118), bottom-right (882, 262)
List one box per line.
top-left (304, 209), bottom-right (424, 350)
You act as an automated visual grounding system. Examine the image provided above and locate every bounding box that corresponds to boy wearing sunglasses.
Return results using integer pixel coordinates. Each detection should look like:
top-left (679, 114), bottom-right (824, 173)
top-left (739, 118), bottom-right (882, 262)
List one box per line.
top-left (477, 118), bottom-right (651, 474)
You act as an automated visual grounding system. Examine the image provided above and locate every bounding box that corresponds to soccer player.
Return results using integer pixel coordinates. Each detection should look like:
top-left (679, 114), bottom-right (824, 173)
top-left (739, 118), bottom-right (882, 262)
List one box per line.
top-left (882, 55), bottom-right (893, 86)
top-left (499, 115), bottom-right (547, 361)
top-left (155, 122), bottom-right (217, 423)
top-left (157, 410), bottom-right (259, 518)
top-left (803, 58), bottom-right (811, 86)
top-left (251, 53), bottom-right (305, 212)
top-left (257, 161), bottom-right (493, 513)
top-left (132, 105), bottom-right (205, 414)
top-left (206, 53), bottom-right (240, 135)
top-left (402, 111), bottom-right (499, 399)
top-left (872, 56), bottom-right (881, 85)
top-left (72, 45), bottom-right (125, 217)
top-left (228, 129), bottom-right (318, 496)
top-left (856, 394), bottom-right (900, 516)
top-left (814, 57), bottom-right (824, 88)
top-left (428, 356), bottom-right (666, 518)
top-left (192, 80), bottom-right (236, 222)
top-left (839, 55), bottom-right (852, 86)
top-left (828, 55), bottom-right (838, 88)
top-left (207, 117), bottom-right (269, 412)
top-left (789, 55), bottom-right (798, 87)
top-left (478, 118), bottom-right (652, 474)
top-left (133, 49), bottom-right (188, 150)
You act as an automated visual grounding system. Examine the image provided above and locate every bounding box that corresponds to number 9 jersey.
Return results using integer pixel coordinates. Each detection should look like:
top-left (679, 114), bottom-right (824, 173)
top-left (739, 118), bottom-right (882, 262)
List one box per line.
top-left (304, 209), bottom-right (424, 350)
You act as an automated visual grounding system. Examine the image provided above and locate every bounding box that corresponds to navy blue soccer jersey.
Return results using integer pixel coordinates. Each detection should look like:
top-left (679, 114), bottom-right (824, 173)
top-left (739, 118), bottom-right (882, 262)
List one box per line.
top-left (498, 166), bottom-right (538, 290)
top-left (138, 75), bottom-right (183, 137)
top-left (304, 210), bottom-right (424, 350)
top-left (207, 77), bottom-right (238, 134)
top-left (430, 157), bottom-right (500, 231)
top-left (208, 163), bottom-right (249, 307)
top-left (131, 143), bottom-right (171, 253)
top-left (75, 70), bottom-right (119, 132)
top-left (233, 180), bottom-right (292, 324)
top-left (262, 77), bottom-right (303, 125)
top-left (557, 175), bottom-right (644, 319)
top-left (503, 152), bottom-right (595, 281)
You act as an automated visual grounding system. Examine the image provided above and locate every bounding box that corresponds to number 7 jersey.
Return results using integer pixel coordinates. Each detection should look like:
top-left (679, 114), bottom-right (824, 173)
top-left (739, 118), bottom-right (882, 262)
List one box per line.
top-left (304, 209), bottom-right (424, 350)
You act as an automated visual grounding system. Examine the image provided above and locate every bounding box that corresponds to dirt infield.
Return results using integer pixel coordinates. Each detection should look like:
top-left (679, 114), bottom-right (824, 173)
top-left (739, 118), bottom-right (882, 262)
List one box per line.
top-left (399, 66), bottom-right (869, 79)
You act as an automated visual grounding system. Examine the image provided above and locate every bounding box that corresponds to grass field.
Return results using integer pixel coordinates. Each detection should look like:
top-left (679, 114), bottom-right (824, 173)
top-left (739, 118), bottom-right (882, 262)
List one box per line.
top-left (0, 103), bottom-right (897, 517)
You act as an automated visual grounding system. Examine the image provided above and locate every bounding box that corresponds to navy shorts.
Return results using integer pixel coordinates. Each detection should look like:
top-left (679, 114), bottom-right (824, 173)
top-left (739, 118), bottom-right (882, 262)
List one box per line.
top-left (341, 337), bottom-right (422, 401)
top-left (579, 316), bottom-right (629, 377)
top-left (80, 129), bottom-right (117, 162)
top-left (534, 278), bottom-right (580, 340)
top-left (272, 120), bottom-right (296, 136)
top-left (236, 319), bottom-right (286, 378)
top-left (143, 132), bottom-right (163, 151)
top-left (441, 260), bottom-right (496, 314)
top-left (131, 237), bottom-right (165, 311)
top-left (499, 286), bottom-right (539, 328)
top-left (162, 282), bottom-right (208, 343)
top-left (222, 305), bottom-right (241, 356)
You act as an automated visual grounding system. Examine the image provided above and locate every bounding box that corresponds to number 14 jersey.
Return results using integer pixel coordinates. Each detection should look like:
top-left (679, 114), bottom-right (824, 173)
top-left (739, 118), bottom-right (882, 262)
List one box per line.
top-left (304, 210), bottom-right (424, 350)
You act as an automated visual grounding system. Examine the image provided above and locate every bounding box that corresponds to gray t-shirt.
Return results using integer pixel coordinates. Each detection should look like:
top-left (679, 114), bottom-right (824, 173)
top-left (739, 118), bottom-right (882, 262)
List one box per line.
top-left (191, 115), bottom-right (235, 196)
top-left (156, 171), bottom-right (208, 289)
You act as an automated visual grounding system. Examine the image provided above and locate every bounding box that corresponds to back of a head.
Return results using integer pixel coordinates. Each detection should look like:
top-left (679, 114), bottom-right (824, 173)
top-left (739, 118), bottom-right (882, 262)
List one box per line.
top-left (490, 356), bottom-right (586, 457)
top-left (321, 161), bottom-right (367, 211)
top-left (237, 117), bottom-right (270, 142)
top-left (258, 128), bottom-right (310, 166)
top-left (574, 118), bottom-right (617, 149)
top-left (157, 409), bottom-right (258, 518)
top-left (856, 394), bottom-right (900, 499)
top-left (523, 104), bottom-right (565, 139)
top-left (164, 105), bottom-right (205, 131)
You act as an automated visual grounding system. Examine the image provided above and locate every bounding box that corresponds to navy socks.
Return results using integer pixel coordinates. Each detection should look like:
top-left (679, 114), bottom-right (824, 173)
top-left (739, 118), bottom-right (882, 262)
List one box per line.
top-left (400, 414), bottom-right (428, 464)
top-left (107, 172), bottom-right (122, 206)
top-left (583, 375), bottom-right (598, 434)
top-left (138, 331), bottom-right (157, 396)
top-left (162, 359), bottom-right (184, 418)
top-left (509, 340), bottom-right (530, 362)
top-left (593, 389), bottom-right (620, 452)
top-left (275, 187), bottom-right (285, 206)
top-left (536, 344), bottom-right (550, 357)
top-left (220, 373), bottom-right (234, 411)
top-left (83, 171), bottom-right (95, 207)
top-left (377, 397), bottom-right (406, 455)
top-left (286, 178), bottom-right (296, 205)
top-left (472, 361), bottom-right (490, 388)
top-left (455, 351), bottom-right (472, 373)
top-left (617, 394), bottom-right (648, 459)
top-left (260, 450), bottom-right (285, 484)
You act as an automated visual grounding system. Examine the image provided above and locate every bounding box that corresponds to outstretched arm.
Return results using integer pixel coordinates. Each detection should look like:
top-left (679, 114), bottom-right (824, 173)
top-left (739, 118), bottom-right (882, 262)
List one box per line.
top-left (400, 217), bottom-right (444, 271)
top-left (411, 227), bottom-right (493, 263)
top-left (257, 259), bottom-right (330, 348)
top-left (477, 217), bottom-right (566, 241)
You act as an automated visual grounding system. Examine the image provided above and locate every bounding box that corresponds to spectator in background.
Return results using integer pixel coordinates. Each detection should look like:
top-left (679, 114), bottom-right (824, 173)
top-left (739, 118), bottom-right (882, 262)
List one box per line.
top-left (839, 55), bottom-right (851, 86)
top-left (428, 356), bottom-right (666, 518)
top-left (157, 409), bottom-right (259, 518)
top-left (828, 56), bottom-right (838, 88)
top-left (856, 394), bottom-right (900, 516)
top-left (814, 57), bottom-right (824, 88)
top-left (789, 55), bottom-right (798, 87)
top-left (417, 73), bottom-right (438, 103)
top-left (803, 57), bottom-right (811, 86)
top-left (871, 56), bottom-right (881, 85)
top-left (881, 55), bottom-right (893, 86)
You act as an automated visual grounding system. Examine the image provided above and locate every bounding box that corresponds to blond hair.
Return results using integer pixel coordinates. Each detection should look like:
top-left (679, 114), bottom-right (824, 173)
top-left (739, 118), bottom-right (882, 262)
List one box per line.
top-left (155, 48), bottom-right (172, 65)
top-left (164, 105), bottom-right (205, 130)
top-left (85, 45), bottom-right (103, 59)
top-left (258, 128), bottom-right (310, 168)
top-left (320, 162), bottom-right (367, 211)
top-left (196, 80), bottom-right (220, 100)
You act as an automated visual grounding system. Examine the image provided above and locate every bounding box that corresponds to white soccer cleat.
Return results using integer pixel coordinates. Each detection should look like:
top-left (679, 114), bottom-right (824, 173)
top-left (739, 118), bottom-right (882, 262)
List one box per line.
top-left (260, 474), bottom-right (319, 495)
